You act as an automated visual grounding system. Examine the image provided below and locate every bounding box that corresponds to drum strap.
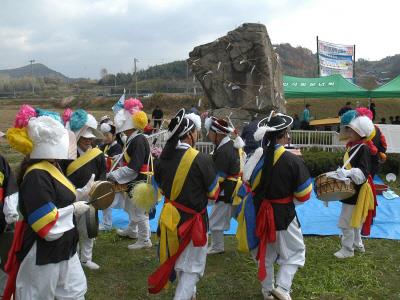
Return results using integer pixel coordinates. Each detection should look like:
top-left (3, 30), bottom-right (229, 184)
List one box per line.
top-left (342, 144), bottom-right (362, 169)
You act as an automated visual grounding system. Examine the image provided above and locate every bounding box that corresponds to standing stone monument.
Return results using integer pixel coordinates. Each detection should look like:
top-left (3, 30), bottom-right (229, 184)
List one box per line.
top-left (188, 23), bottom-right (286, 124)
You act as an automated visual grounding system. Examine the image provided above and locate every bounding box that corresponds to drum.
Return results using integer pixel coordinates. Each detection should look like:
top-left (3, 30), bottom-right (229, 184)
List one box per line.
top-left (88, 181), bottom-right (115, 210)
top-left (314, 173), bottom-right (356, 202)
top-left (85, 205), bottom-right (99, 239)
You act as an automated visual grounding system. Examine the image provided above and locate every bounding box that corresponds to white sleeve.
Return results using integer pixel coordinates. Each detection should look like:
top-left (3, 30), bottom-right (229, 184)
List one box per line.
top-left (44, 205), bottom-right (75, 241)
top-left (108, 166), bottom-right (138, 184)
top-left (3, 192), bottom-right (19, 217)
top-left (349, 168), bottom-right (367, 185)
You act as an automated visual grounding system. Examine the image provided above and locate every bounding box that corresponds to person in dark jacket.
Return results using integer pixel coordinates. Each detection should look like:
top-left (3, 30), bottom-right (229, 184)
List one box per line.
top-left (241, 116), bottom-right (259, 155)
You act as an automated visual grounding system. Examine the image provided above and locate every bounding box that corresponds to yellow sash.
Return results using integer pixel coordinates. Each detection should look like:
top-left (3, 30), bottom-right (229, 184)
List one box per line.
top-left (232, 148), bottom-right (245, 206)
top-left (25, 161), bottom-right (76, 195)
top-left (159, 147), bottom-right (199, 267)
top-left (350, 181), bottom-right (374, 228)
top-left (343, 150), bottom-right (352, 170)
top-left (66, 148), bottom-right (102, 177)
top-left (103, 144), bottom-right (110, 154)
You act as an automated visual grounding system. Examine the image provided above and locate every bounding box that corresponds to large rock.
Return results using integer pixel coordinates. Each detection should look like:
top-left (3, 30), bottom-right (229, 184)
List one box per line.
top-left (188, 23), bottom-right (286, 117)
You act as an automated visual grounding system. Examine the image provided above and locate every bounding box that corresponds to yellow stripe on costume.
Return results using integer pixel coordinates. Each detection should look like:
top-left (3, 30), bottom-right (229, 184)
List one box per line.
top-left (25, 161), bottom-right (76, 195)
top-left (66, 148), bottom-right (103, 176)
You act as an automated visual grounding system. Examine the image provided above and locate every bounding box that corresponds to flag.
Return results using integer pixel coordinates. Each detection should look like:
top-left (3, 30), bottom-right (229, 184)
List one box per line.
top-left (112, 89), bottom-right (125, 113)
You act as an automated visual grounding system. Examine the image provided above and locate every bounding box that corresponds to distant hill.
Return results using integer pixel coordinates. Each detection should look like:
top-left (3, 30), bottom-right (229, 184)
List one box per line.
top-left (0, 63), bottom-right (70, 82)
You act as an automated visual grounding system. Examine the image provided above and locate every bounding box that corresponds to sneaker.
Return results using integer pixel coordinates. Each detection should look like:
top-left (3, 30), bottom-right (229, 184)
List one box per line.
top-left (99, 224), bottom-right (112, 231)
top-left (263, 291), bottom-right (274, 300)
top-left (354, 245), bottom-right (366, 253)
top-left (207, 247), bottom-right (225, 255)
top-left (82, 260), bottom-right (100, 270)
top-left (127, 239), bottom-right (152, 250)
top-left (271, 286), bottom-right (292, 300)
top-left (334, 248), bottom-right (354, 259)
top-left (116, 228), bottom-right (138, 239)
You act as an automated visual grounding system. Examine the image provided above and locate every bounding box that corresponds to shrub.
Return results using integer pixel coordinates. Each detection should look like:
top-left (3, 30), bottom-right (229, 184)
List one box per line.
top-left (302, 149), bottom-right (343, 177)
top-left (380, 153), bottom-right (400, 175)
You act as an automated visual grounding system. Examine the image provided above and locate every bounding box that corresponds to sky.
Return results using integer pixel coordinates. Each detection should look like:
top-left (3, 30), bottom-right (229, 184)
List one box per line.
top-left (1, 0), bottom-right (399, 79)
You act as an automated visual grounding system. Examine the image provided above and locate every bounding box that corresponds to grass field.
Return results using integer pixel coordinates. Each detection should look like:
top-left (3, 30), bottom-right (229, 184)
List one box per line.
top-left (1, 98), bottom-right (400, 299)
top-left (84, 232), bottom-right (400, 300)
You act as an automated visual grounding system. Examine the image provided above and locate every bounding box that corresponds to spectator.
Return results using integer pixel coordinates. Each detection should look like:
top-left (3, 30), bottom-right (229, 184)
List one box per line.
top-left (190, 105), bottom-right (200, 115)
top-left (368, 102), bottom-right (376, 121)
top-left (389, 116), bottom-right (394, 124)
top-left (151, 105), bottom-right (163, 128)
top-left (241, 116), bottom-right (259, 155)
top-left (301, 103), bottom-right (312, 130)
top-left (292, 114), bottom-right (301, 130)
top-left (380, 118), bottom-right (386, 124)
top-left (338, 101), bottom-right (352, 116)
top-left (395, 116), bottom-right (400, 124)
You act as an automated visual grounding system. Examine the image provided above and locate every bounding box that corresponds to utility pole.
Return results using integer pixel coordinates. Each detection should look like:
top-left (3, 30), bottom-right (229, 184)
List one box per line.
top-left (186, 61), bottom-right (189, 94)
top-left (29, 59), bottom-right (35, 94)
top-left (134, 58), bottom-right (139, 97)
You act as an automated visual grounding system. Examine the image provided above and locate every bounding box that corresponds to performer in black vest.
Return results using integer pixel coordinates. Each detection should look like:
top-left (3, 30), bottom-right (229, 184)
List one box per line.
top-left (63, 109), bottom-right (106, 270)
top-left (148, 109), bottom-right (219, 299)
top-left (108, 98), bottom-right (152, 250)
top-left (3, 113), bottom-right (92, 299)
top-left (334, 110), bottom-right (376, 259)
top-left (205, 116), bottom-right (245, 254)
top-left (99, 119), bottom-right (123, 231)
top-left (240, 112), bottom-right (312, 300)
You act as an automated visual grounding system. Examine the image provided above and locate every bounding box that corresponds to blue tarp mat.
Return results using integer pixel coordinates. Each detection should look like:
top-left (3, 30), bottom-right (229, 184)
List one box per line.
top-left (99, 177), bottom-right (400, 240)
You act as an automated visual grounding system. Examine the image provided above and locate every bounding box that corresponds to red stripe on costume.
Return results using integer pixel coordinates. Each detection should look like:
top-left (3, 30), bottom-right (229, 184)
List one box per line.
top-left (36, 211), bottom-right (59, 239)
top-left (295, 191), bottom-right (312, 202)
top-left (0, 187), bottom-right (4, 203)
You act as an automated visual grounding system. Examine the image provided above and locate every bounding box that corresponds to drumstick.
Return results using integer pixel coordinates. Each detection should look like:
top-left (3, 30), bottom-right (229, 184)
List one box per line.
top-left (87, 191), bottom-right (115, 205)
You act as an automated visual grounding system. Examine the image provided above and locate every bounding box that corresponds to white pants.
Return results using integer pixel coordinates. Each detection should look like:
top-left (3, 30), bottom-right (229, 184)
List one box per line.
top-left (102, 192), bottom-right (125, 229)
top-left (121, 192), bottom-right (150, 241)
top-left (16, 243), bottom-right (87, 300)
top-left (251, 218), bottom-right (305, 296)
top-left (174, 239), bottom-right (207, 300)
top-left (77, 213), bottom-right (94, 262)
top-left (338, 203), bottom-right (364, 252)
top-left (209, 202), bottom-right (232, 251)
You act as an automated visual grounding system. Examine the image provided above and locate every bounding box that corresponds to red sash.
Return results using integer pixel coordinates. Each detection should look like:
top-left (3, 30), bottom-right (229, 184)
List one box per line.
top-left (148, 199), bottom-right (207, 294)
top-left (3, 221), bottom-right (27, 300)
top-left (255, 196), bottom-right (293, 281)
top-left (0, 187), bottom-right (4, 203)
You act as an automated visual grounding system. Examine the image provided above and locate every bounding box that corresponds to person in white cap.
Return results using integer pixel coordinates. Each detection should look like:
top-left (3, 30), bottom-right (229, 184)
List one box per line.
top-left (204, 116), bottom-right (245, 255)
top-left (108, 98), bottom-right (152, 250)
top-left (0, 131), bottom-right (19, 296)
top-left (239, 112), bottom-right (312, 300)
top-left (334, 110), bottom-right (376, 259)
top-left (61, 109), bottom-right (106, 270)
top-left (3, 110), bottom-right (92, 300)
top-left (98, 118), bottom-right (122, 231)
top-left (148, 109), bottom-right (220, 299)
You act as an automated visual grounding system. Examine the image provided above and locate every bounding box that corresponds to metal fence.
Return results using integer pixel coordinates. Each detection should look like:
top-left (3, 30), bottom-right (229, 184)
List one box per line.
top-left (146, 129), bottom-right (344, 154)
